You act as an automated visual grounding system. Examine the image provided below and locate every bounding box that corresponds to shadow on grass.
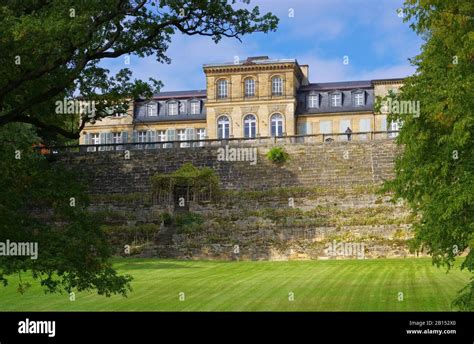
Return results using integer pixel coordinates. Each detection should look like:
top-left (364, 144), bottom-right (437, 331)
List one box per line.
top-left (113, 260), bottom-right (203, 271)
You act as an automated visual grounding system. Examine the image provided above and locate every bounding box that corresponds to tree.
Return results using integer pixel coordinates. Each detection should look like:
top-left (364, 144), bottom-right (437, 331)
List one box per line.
top-left (383, 0), bottom-right (473, 309)
top-left (0, 0), bottom-right (278, 142)
top-left (0, 123), bottom-right (133, 296)
top-left (0, 0), bottom-right (278, 296)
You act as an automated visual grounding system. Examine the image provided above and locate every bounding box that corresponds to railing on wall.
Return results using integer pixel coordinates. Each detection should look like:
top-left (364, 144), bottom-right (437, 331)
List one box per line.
top-left (35, 131), bottom-right (400, 154)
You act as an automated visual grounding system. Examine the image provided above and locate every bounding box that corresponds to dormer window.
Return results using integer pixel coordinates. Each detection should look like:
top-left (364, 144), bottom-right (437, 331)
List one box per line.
top-left (354, 92), bottom-right (365, 106)
top-left (168, 102), bottom-right (178, 116)
top-left (147, 103), bottom-right (157, 116)
top-left (217, 79), bottom-right (228, 99)
top-left (330, 93), bottom-right (342, 107)
top-left (190, 100), bottom-right (200, 115)
top-left (308, 94), bottom-right (319, 108)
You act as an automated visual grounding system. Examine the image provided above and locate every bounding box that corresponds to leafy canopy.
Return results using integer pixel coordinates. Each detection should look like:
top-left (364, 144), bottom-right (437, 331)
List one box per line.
top-left (0, 0), bottom-right (278, 142)
top-left (0, 1), bottom-right (278, 296)
top-left (384, 0), bottom-right (474, 309)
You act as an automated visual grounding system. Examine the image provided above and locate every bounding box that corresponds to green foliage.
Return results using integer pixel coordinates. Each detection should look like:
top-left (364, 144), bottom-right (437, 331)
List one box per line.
top-left (174, 213), bottom-right (205, 235)
top-left (90, 193), bottom-right (152, 206)
top-left (160, 212), bottom-right (173, 226)
top-left (0, 1), bottom-right (278, 140)
top-left (0, 123), bottom-right (132, 296)
top-left (383, 0), bottom-right (474, 309)
top-left (151, 163), bottom-right (220, 201)
top-left (266, 147), bottom-right (290, 164)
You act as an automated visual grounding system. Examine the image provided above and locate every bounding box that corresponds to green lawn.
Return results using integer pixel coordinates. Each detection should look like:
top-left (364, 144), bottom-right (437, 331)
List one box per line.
top-left (0, 258), bottom-right (470, 311)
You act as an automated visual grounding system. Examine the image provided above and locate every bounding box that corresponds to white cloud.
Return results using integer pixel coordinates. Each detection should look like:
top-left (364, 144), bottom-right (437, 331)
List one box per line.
top-left (100, 0), bottom-right (420, 89)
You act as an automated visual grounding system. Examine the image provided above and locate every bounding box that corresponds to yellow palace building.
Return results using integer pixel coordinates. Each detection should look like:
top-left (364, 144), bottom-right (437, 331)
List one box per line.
top-left (80, 56), bottom-right (402, 147)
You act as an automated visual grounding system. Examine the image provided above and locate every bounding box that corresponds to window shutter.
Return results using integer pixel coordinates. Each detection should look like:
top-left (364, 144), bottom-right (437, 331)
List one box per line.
top-left (380, 116), bottom-right (387, 131)
top-left (148, 130), bottom-right (156, 142)
top-left (167, 128), bottom-right (176, 141)
top-left (132, 130), bottom-right (138, 143)
top-left (99, 132), bottom-right (106, 151)
top-left (122, 131), bottom-right (128, 143)
top-left (106, 132), bottom-right (113, 151)
top-left (186, 128), bottom-right (195, 140)
top-left (297, 123), bottom-right (306, 135)
top-left (84, 133), bottom-right (90, 145)
top-left (306, 122), bottom-right (312, 135)
top-left (166, 129), bottom-right (176, 148)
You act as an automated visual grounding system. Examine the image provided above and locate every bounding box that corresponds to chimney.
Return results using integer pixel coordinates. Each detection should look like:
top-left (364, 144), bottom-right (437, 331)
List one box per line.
top-left (300, 64), bottom-right (309, 85)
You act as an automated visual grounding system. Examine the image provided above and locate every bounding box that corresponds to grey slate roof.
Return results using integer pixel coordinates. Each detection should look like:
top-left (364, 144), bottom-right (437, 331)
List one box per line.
top-left (152, 89), bottom-right (206, 99)
top-left (299, 80), bottom-right (373, 91)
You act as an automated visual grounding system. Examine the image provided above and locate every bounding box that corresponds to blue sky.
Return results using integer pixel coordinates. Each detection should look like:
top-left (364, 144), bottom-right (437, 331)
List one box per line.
top-left (101, 0), bottom-right (423, 91)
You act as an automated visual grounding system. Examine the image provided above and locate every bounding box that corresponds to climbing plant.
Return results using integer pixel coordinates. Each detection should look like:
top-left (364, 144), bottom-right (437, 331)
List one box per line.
top-left (151, 163), bottom-right (220, 203)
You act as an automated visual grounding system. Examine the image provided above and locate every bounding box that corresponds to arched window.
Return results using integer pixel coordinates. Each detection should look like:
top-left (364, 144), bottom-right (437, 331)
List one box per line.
top-left (243, 114), bottom-right (257, 138)
top-left (271, 76), bottom-right (283, 96)
top-left (217, 116), bottom-right (230, 139)
top-left (270, 113), bottom-right (284, 137)
top-left (244, 78), bottom-right (255, 97)
top-left (217, 79), bottom-right (228, 99)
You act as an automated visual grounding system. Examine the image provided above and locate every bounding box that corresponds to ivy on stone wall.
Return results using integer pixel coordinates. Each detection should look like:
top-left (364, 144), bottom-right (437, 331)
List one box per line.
top-left (151, 163), bottom-right (220, 203)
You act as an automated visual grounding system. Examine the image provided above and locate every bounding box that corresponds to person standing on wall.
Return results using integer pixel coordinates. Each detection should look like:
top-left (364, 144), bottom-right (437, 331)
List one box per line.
top-left (345, 127), bottom-right (352, 141)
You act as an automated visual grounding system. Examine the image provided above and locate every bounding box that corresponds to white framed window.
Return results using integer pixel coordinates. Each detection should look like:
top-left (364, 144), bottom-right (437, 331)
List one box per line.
top-left (197, 128), bottom-right (206, 140)
top-left (308, 94), bottom-right (319, 108)
top-left (113, 112), bottom-right (125, 118)
top-left (217, 116), bottom-right (230, 139)
top-left (196, 128), bottom-right (206, 147)
top-left (271, 76), bottom-right (283, 96)
top-left (157, 130), bottom-right (167, 142)
top-left (390, 120), bottom-right (401, 138)
top-left (354, 92), bottom-right (364, 106)
top-left (112, 132), bottom-right (123, 150)
top-left (331, 93), bottom-right (342, 107)
top-left (244, 78), bottom-right (255, 97)
top-left (138, 131), bottom-right (147, 143)
top-left (270, 113), bottom-right (283, 137)
top-left (86, 133), bottom-right (100, 152)
top-left (177, 129), bottom-right (187, 148)
top-left (112, 132), bottom-right (122, 144)
top-left (147, 103), bottom-right (157, 116)
top-left (190, 101), bottom-right (200, 115)
top-left (168, 102), bottom-right (178, 116)
top-left (91, 133), bottom-right (100, 145)
top-left (217, 79), bottom-right (228, 99)
top-left (244, 114), bottom-right (257, 138)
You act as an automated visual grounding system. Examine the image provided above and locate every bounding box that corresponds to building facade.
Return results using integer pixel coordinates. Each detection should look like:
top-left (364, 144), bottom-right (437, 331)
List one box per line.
top-left (80, 56), bottom-right (402, 147)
